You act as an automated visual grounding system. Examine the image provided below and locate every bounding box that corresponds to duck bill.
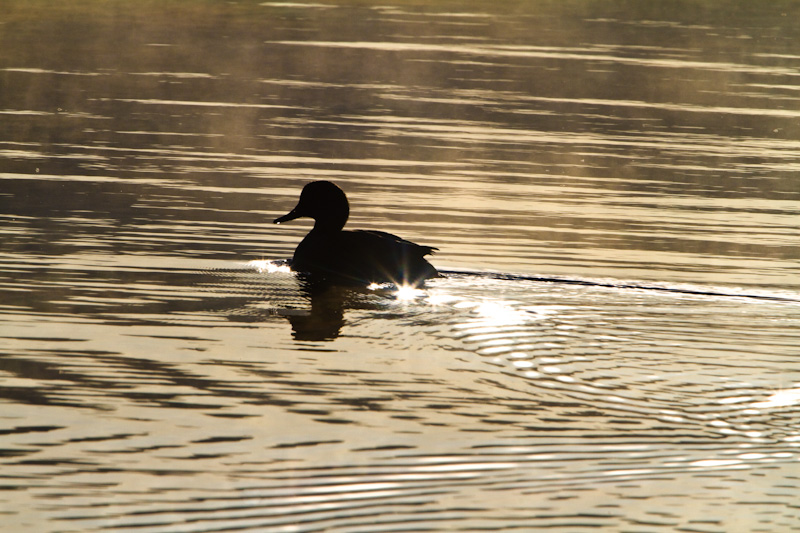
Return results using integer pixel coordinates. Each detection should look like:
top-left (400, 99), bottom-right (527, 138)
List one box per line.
top-left (273, 208), bottom-right (302, 224)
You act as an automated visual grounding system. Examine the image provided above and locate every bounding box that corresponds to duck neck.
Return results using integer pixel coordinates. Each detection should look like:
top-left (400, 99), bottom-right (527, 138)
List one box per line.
top-left (311, 211), bottom-right (348, 234)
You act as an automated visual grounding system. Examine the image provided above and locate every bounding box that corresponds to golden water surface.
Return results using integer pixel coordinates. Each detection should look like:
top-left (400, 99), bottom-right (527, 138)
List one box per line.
top-left (1, 1), bottom-right (799, 531)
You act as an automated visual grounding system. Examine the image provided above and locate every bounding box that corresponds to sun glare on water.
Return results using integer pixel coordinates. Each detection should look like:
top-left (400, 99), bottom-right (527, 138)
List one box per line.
top-left (247, 260), bottom-right (292, 274)
top-left (394, 284), bottom-right (426, 301)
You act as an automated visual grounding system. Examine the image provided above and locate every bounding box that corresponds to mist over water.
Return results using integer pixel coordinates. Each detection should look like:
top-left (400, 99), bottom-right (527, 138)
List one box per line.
top-left (2, 1), bottom-right (800, 531)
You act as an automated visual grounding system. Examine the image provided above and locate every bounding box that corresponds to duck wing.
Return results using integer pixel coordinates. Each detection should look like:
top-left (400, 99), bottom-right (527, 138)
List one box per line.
top-left (354, 230), bottom-right (438, 257)
top-left (336, 230), bottom-right (438, 285)
top-left (290, 228), bottom-right (438, 285)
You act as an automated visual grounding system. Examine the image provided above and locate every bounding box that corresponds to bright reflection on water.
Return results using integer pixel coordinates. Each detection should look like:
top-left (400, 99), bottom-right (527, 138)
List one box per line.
top-left (751, 388), bottom-right (800, 410)
top-left (2, 1), bottom-right (800, 532)
top-left (248, 258), bottom-right (293, 274)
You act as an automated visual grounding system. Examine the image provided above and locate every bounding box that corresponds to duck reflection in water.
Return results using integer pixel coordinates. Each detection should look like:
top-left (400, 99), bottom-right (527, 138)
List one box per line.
top-left (274, 181), bottom-right (438, 287)
top-left (242, 260), bottom-right (428, 341)
top-left (288, 277), bottom-right (427, 341)
top-left (287, 277), bottom-right (363, 341)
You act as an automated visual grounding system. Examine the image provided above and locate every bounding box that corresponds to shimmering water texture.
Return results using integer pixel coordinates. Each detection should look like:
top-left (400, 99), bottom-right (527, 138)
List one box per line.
top-left (2, 263), bottom-right (799, 532)
top-left (2, 1), bottom-right (800, 532)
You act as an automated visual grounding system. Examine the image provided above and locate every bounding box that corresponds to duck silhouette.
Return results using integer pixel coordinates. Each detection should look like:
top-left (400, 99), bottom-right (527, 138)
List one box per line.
top-left (274, 181), bottom-right (438, 286)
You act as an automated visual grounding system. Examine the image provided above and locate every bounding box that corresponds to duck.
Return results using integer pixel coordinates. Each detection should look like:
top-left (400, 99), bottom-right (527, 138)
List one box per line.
top-left (274, 181), bottom-right (438, 286)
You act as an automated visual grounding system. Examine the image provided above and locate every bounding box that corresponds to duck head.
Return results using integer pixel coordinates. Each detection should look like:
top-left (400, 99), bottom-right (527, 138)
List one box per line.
top-left (273, 180), bottom-right (350, 232)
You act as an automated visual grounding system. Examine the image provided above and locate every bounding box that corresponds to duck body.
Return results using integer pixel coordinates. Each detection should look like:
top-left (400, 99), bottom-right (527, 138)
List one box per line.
top-left (274, 181), bottom-right (438, 286)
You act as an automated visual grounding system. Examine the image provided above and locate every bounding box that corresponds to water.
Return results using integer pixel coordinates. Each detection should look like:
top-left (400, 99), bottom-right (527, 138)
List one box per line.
top-left (2, 1), bottom-right (800, 531)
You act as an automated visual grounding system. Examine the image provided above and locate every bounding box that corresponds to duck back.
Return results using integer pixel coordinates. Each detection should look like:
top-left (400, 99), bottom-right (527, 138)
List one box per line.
top-left (292, 228), bottom-right (438, 286)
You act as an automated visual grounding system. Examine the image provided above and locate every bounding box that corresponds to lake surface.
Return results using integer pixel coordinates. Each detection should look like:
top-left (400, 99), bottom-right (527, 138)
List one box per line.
top-left (2, 1), bottom-right (800, 531)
